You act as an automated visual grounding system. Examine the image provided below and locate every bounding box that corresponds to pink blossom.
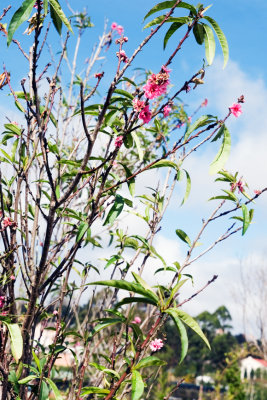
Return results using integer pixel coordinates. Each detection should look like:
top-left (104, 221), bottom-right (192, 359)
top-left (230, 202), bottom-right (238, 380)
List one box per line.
top-left (143, 67), bottom-right (170, 100)
top-left (10, 275), bottom-right (15, 280)
top-left (139, 105), bottom-right (152, 124)
top-left (116, 25), bottom-right (124, 35)
top-left (201, 98), bottom-right (208, 107)
top-left (163, 105), bottom-right (171, 117)
top-left (2, 217), bottom-right (16, 229)
top-left (237, 180), bottom-right (244, 193)
top-left (230, 103), bottom-right (242, 117)
top-left (94, 72), bottom-right (104, 79)
top-left (111, 22), bottom-right (118, 30)
top-left (112, 160), bottom-right (118, 168)
top-left (116, 50), bottom-right (128, 63)
top-left (134, 316), bottom-right (141, 324)
top-left (1, 311), bottom-right (7, 316)
top-left (150, 338), bottom-right (164, 352)
top-left (115, 136), bottom-right (123, 148)
top-left (188, 116), bottom-right (192, 123)
top-left (254, 189), bottom-right (261, 195)
top-left (133, 98), bottom-right (145, 112)
top-left (11, 121), bottom-right (19, 126)
top-left (53, 310), bottom-right (58, 316)
top-left (33, 1), bottom-right (43, 9)
top-left (0, 296), bottom-right (5, 308)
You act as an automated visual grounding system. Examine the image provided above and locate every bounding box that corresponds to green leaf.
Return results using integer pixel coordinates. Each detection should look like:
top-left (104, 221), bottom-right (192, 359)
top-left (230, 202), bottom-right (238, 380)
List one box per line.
top-left (241, 204), bottom-right (250, 235)
top-left (181, 170), bottom-right (191, 205)
top-left (4, 323), bottom-right (23, 363)
top-left (103, 195), bottom-right (125, 226)
top-left (132, 370), bottom-right (144, 400)
top-left (81, 387), bottom-right (110, 395)
top-left (50, 1), bottom-right (62, 34)
top-left (4, 123), bottom-right (21, 136)
top-left (18, 375), bottom-right (38, 384)
top-left (7, 0), bottom-right (36, 46)
top-left (76, 222), bottom-right (90, 242)
top-left (204, 16), bottom-right (229, 68)
top-left (115, 296), bottom-right (157, 309)
top-left (132, 132), bottom-right (144, 162)
top-left (89, 363), bottom-right (120, 379)
top-left (144, 1), bottom-right (196, 21)
top-left (32, 350), bottom-right (41, 373)
top-left (164, 309), bottom-right (188, 363)
top-left (135, 356), bottom-right (166, 370)
top-left (163, 18), bottom-right (190, 49)
top-left (49, 0), bottom-right (73, 33)
top-left (184, 115), bottom-right (211, 142)
top-left (114, 89), bottom-right (134, 100)
top-left (173, 308), bottom-right (210, 349)
top-left (175, 229), bottom-right (191, 247)
top-left (45, 378), bottom-right (63, 400)
top-left (149, 159), bottom-right (178, 171)
top-left (122, 164), bottom-right (135, 196)
top-left (89, 280), bottom-right (159, 303)
top-left (193, 23), bottom-right (205, 45)
top-left (209, 125), bottom-right (231, 175)
top-left (132, 272), bottom-right (155, 294)
top-left (144, 16), bottom-right (189, 30)
top-left (203, 23), bottom-right (216, 65)
top-left (89, 319), bottom-right (123, 338)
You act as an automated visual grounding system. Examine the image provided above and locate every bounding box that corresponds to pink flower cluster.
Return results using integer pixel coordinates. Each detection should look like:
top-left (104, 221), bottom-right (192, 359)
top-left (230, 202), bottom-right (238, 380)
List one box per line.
top-left (1, 216), bottom-right (17, 229)
top-left (230, 103), bottom-right (242, 117)
top-left (111, 22), bottom-right (124, 36)
top-left (116, 50), bottom-right (128, 63)
top-left (131, 316), bottom-right (141, 324)
top-left (163, 105), bottom-right (171, 117)
top-left (150, 338), bottom-right (164, 352)
top-left (143, 65), bottom-right (170, 100)
top-left (132, 99), bottom-right (152, 124)
top-left (231, 179), bottom-right (244, 193)
top-left (114, 135), bottom-right (123, 149)
top-left (0, 296), bottom-right (5, 308)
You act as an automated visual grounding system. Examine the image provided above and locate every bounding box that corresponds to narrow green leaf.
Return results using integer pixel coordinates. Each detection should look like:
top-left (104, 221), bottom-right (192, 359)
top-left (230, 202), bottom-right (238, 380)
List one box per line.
top-left (7, 0), bottom-right (36, 46)
top-left (45, 378), bottom-right (63, 400)
top-left (193, 22), bottom-right (205, 45)
top-left (81, 387), bottom-right (110, 395)
top-left (164, 309), bottom-right (188, 363)
top-left (175, 229), bottom-right (191, 247)
top-left (76, 222), bottom-right (90, 243)
top-left (103, 195), bottom-right (125, 226)
top-left (132, 272), bottom-right (155, 293)
top-left (115, 296), bottom-right (157, 308)
top-left (241, 204), bottom-right (250, 235)
top-left (135, 356), bottom-right (166, 370)
top-left (132, 370), bottom-right (144, 400)
top-left (163, 18), bottom-right (190, 49)
top-left (181, 170), bottom-right (191, 205)
top-left (122, 164), bottom-right (135, 196)
top-left (18, 375), bottom-right (38, 384)
top-left (50, 1), bottom-right (62, 34)
top-left (144, 15), bottom-right (189, 30)
top-left (49, 0), bottom-right (73, 33)
top-left (32, 350), bottom-right (41, 373)
top-left (209, 125), bottom-right (231, 175)
top-left (114, 89), bottom-right (134, 100)
top-left (174, 308), bottom-right (210, 349)
top-left (4, 123), bottom-right (21, 136)
top-left (144, 1), bottom-right (196, 21)
top-left (149, 159), bottom-right (178, 171)
top-left (184, 115), bottom-right (212, 142)
top-left (4, 323), bottom-right (23, 363)
top-left (203, 23), bottom-right (216, 65)
top-left (89, 363), bottom-right (120, 379)
top-left (204, 16), bottom-right (229, 68)
top-left (132, 132), bottom-right (144, 162)
top-left (89, 319), bottom-right (123, 338)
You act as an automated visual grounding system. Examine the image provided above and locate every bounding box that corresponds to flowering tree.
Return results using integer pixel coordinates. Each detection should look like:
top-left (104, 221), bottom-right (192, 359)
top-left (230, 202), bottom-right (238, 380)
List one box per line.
top-left (0, 1), bottom-right (265, 399)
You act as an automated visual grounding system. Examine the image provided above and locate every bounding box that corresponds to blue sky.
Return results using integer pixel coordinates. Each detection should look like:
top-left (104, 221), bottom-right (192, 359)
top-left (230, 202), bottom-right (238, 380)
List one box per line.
top-left (1, 1), bottom-right (267, 334)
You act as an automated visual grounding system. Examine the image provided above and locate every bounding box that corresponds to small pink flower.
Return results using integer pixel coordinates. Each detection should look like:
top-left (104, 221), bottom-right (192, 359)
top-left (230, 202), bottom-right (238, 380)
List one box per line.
top-left (116, 25), bottom-right (124, 35)
top-left (139, 105), bottom-right (152, 124)
top-left (115, 136), bottom-right (123, 148)
top-left (53, 310), bottom-right (58, 316)
top-left (1, 217), bottom-right (16, 229)
top-left (143, 67), bottom-right (170, 100)
top-left (112, 160), bottom-right (118, 168)
top-left (150, 338), bottom-right (164, 352)
top-left (10, 275), bottom-right (15, 280)
top-left (134, 316), bottom-right (141, 324)
top-left (133, 98), bottom-right (145, 112)
top-left (237, 180), bottom-right (244, 193)
top-left (202, 98), bottom-right (208, 107)
top-left (188, 116), bottom-right (192, 123)
top-left (94, 72), bottom-right (104, 79)
top-left (254, 189), bottom-right (261, 195)
top-left (163, 105), bottom-right (171, 117)
top-left (11, 121), bottom-right (19, 126)
top-left (0, 296), bottom-right (5, 308)
top-left (116, 50), bottom-right (128, 63)
top-left (229, 103), bottom-right (242, 117)
top-left (111, 22), bottom-right (118, 30)
top-left (1, 311), bottom-right (8, 316)
top-left (161, 65), bottom-right (171, 74)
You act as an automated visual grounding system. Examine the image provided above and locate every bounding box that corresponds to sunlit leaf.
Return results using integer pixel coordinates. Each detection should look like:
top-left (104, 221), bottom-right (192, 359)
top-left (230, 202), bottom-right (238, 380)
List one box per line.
top-left (144, 1), bottom-right (196, 21)
top-left (241, 204), bottom-right (250, 235)
top-left (135, 356), bottom-right (166, 370)
top-left (175, 229), bottom-right (191, 247)
top-left (132, 370), bottom-right (144, 400)
top-left (163, 18), bottom-right (190, 49)
top-left (4, 323), bottom-right (23, 363)
top-left (204, 16), bottom-right (229, 68)
top-left (203, 23), bottom-right (216, 65)
top-left (7, 0), bottom-right (36, 46)
top-left (103, 195), bottom-right (124, 226)
top-left (181, 170), bottom-right (191, 205)
top-left (49, 0), bottom-right (73, 33)
top-left (164, 309), bottom-right (188, 363)
top-left (209, 125), bottom-right (231, 175)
